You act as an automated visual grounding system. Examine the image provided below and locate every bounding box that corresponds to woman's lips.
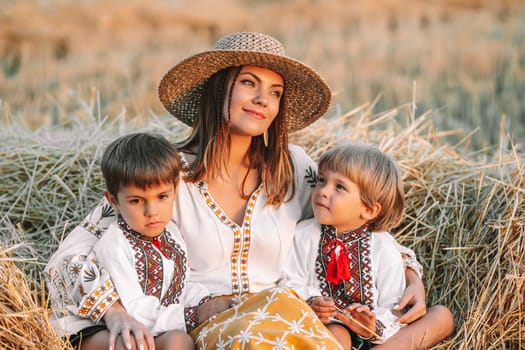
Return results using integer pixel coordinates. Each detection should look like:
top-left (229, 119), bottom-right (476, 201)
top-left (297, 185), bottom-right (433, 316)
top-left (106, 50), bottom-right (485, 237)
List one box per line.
top-left (244, 108), bottom-right (265, 119)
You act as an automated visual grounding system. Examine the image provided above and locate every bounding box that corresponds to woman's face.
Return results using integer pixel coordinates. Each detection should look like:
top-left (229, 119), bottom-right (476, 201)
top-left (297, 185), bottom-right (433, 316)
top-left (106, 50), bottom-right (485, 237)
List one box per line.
top-left (224, 65), bottom-right (284, 138)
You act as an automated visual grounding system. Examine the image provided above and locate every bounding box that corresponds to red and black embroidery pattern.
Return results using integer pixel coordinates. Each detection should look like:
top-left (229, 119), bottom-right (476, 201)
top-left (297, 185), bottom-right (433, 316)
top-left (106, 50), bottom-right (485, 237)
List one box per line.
top-left (118, 217), bottom-right (186, 306)
top-left (316, 224), bottom-right (373, 310)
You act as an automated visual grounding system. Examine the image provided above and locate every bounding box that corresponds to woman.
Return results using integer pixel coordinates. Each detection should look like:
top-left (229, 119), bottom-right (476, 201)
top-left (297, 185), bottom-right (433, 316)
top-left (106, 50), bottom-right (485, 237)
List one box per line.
top-left (45, 32), bottom-right (453, 350)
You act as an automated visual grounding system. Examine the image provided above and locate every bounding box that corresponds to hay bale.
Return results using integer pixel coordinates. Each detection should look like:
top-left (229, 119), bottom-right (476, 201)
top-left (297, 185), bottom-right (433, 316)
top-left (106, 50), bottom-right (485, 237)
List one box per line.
top-left (0, 104), bottom-right (523, 349)
top-left (0, 245), bottom-right (69, 350)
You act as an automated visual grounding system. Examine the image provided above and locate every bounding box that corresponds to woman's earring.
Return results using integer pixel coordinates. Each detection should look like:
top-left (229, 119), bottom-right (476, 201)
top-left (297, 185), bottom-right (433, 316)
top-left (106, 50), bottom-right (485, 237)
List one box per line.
top-left (263, 130), bottom-right (269, 147)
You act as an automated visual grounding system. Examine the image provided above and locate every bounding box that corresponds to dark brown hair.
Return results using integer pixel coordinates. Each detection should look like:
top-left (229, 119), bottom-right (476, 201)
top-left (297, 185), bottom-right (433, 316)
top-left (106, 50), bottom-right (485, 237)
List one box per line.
top-left (101, 133), bottom-right (182, 197)
top-left (177, 66), bottom-right (295, 206)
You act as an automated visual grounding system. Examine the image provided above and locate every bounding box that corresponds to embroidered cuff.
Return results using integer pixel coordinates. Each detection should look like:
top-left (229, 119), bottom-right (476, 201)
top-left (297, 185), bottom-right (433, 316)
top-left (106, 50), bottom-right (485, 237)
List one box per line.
top-left (78, 279), bottom-right (119, 322)
top-left (184, 295), bottom-right (214, 332)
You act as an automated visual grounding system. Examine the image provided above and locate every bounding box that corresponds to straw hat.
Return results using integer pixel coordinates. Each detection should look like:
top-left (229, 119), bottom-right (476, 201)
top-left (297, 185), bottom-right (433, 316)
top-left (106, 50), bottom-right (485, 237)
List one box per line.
top-left (158, 32), bottom-right (331, 133)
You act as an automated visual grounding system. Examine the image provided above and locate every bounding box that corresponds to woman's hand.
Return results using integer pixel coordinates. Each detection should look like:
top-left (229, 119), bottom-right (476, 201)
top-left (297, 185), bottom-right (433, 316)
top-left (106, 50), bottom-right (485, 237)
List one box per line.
top-left (104, 301), bottom-right (155, 350)
top-left (197, 297), bottom-right (236, 323)
top-left (334, 303), bottom-right (376, 339)
top-left (394, 267), bottom-right (427, 324)
top-left (309, 296), bottom-right (336, 323)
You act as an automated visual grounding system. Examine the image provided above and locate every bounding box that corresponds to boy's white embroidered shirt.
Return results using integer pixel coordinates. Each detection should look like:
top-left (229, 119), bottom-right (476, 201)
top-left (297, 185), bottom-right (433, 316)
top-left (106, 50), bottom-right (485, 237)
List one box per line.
top-left (93, 220), bottom-right (208, 336)
top-left (283, 218), bottom-right (409, 343)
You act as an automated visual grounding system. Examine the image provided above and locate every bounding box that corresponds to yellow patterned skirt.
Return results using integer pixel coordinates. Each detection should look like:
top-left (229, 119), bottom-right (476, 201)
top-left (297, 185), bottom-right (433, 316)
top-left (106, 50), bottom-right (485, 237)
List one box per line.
top-left (190, 287), bottom-right (342, 350)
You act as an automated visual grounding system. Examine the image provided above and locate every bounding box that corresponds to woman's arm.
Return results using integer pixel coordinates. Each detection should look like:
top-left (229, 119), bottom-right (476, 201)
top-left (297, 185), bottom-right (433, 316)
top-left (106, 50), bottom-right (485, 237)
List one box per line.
top-left (45, 205), bottom-right (118, 323)
top-left (380, 232), bottom-right (427, 324)
top-left (103, 301), bottom-right (155, 350)
top-left (280, 219), bottom-right (323, 301)
top-left (394, 267), bottom-right (427, 324)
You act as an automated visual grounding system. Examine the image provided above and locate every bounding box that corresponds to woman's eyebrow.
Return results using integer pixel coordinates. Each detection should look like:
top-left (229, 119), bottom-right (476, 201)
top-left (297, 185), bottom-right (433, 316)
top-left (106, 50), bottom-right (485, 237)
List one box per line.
top-left (240, 71), bottom-right (284, 88)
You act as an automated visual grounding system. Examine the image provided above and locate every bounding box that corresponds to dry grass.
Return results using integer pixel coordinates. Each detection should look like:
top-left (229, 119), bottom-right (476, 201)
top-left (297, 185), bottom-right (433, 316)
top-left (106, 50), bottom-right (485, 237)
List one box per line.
top-left (0, 1), bottom-right (524, 347)
top-left (0, 245), bottom-right (69, 350)
top-left (0, 99), bottom-right (523, 349)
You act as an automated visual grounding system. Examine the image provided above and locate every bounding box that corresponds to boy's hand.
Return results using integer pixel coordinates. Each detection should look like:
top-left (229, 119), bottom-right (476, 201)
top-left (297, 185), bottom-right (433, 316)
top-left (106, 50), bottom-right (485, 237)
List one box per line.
top-left (309, 296), bottom-right (337, 323)
top-left (334, 303), bottom-right (377, 339)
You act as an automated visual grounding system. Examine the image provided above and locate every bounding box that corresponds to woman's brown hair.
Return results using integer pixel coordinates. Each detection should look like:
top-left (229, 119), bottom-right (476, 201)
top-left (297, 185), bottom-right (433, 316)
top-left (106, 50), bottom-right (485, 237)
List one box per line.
top-left (177, 66), bottom-right (295, 206)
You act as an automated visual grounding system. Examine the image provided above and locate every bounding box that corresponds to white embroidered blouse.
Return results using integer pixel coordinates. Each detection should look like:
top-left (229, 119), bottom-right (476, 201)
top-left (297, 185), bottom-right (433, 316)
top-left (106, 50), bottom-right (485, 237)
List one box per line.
top-left (173, 145), bottom-right (317, 296)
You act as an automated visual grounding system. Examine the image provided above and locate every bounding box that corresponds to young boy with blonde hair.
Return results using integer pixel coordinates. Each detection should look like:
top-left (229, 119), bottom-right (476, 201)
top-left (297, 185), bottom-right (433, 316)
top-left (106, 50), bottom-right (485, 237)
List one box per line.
top-left (284, 142), bottom-right (410, 349)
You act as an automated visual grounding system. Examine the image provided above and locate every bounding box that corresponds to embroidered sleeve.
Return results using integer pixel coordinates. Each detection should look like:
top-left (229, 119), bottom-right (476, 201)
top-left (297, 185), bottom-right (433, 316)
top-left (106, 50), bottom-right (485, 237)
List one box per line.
top-left (281, 219), bottom-right (323, 301)
top-left (184, 306), bottom-right (199, 333)
top-left (79, 202), bottom-right (116, 239)
top-left (184, 295), bottom-right (214, 332)
top-left (78, 278), bottom-right (119, 322)
top-left (44, 200), bottom-right (119, 322)
top-left (45, 246), bottom-right (119, 322)
top-left (399, 250), bottom-right (423, 279)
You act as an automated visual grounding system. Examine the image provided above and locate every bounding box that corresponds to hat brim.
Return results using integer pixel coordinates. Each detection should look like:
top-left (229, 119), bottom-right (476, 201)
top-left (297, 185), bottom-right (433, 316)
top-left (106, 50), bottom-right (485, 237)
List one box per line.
top-left (158, 50), bottom-right (331, 133)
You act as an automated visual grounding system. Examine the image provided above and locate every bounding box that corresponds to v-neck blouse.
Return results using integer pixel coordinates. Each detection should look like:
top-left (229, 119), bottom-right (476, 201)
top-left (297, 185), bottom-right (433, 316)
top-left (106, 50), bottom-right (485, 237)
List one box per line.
top-left (173, 145), bottom-right (317, 296)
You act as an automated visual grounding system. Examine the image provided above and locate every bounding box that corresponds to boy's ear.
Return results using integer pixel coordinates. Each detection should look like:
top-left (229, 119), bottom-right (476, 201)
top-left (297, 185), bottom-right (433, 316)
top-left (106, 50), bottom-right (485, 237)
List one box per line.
top-left (104, 190), bottom-right (119, 208)
top-left (362, 202), bottom-right (381, 221)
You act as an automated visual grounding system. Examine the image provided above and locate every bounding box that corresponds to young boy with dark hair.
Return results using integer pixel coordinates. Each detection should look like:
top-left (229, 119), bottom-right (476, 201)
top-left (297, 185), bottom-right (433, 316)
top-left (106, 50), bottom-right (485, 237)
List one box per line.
top-left (47, 133), bottom-right (209, 350)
